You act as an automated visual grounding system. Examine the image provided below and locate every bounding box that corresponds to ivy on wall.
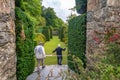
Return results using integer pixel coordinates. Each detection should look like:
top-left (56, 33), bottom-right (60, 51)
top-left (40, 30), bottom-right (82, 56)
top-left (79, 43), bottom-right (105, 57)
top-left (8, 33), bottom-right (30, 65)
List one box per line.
top-left (34, 33), bottom-right (46, 45)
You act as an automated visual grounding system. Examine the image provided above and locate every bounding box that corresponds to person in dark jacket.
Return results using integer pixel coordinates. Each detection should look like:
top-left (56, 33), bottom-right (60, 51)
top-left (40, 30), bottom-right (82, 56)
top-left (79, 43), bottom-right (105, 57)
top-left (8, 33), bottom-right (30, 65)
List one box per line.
top-left (53, 44), bottom-right (66, 65)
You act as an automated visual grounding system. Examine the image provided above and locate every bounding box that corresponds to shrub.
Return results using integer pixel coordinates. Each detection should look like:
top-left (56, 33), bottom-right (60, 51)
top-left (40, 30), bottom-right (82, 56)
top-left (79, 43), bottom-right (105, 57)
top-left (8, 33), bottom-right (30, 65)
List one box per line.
top-left (34, 33), bottom-right (46, 45)
top-left (105, 43), bottom-right (120, 66)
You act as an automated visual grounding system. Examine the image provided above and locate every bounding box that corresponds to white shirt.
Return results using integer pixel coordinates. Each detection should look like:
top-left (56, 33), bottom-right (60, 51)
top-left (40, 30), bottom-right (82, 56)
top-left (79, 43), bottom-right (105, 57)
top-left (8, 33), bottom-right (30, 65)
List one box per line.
top-left (34, 45), bottom-right (46, 59)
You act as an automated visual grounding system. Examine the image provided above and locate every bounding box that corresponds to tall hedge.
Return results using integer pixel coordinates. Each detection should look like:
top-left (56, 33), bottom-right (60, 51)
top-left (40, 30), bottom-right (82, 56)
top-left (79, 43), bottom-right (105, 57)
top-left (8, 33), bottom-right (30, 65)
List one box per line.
top-left (59, 27), bottom-right (66, 42)
top-left (48, 26), bottom-right (53, 39)
top-left (42, 27), bottom-right (50, 41)
top-left (68, 14), bottom-right (86, 73)
top-left (75, 0), bottom-right (87, 14)
top-left (15, 7), bottom-right (35, 80)
top-left (15, 0), bottom-right (44, 79)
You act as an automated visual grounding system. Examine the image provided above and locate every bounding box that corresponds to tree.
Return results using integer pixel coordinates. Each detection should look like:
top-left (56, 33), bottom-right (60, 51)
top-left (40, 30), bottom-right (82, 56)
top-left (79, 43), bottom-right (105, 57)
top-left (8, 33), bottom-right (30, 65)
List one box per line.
top-left (75, 0), bottom-right (87, 14)
top-left (42, 7), bottom-right (64, 28)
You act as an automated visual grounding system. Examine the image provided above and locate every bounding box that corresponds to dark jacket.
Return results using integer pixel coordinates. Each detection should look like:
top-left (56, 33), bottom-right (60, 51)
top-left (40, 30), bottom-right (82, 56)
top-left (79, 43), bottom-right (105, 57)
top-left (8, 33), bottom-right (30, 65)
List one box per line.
top-left (53, 47), bottom-right (66, 55)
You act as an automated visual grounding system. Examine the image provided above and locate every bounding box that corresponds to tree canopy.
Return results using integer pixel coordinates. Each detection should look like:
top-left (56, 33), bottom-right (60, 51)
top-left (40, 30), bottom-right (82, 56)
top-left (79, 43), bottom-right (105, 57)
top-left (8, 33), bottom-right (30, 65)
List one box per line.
top-left (75, 0), bottom-right (87, 14)
top-left (42, 7), bottom-right (64, 28)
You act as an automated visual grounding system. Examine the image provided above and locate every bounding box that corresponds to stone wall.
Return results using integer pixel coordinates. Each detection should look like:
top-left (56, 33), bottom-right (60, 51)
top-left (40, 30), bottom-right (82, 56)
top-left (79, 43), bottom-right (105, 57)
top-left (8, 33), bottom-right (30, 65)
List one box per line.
top-left (86, 0), bottom-right (120, 70)
top-left (0, 0), bottom-right (16, 80)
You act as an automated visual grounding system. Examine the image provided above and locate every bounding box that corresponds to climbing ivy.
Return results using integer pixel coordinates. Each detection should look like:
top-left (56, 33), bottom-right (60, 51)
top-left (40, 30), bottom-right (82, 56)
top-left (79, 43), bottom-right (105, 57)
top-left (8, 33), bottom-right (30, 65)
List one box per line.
top-left (15, 7), bottom-right (35, 80)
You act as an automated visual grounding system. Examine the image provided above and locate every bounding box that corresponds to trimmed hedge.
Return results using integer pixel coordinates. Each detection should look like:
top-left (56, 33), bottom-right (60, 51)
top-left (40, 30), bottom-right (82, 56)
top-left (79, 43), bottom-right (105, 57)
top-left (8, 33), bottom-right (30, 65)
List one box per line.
top-left (68, 14), bottom-right (86, 73)
top-left (42, 27), bottom-right (50, 41)
top-left (59, 27), bottom-right (66, 42)
top-left (48, 26), bottom-right (53, 39)
top-left (15, 7), bottom-right (35, 80)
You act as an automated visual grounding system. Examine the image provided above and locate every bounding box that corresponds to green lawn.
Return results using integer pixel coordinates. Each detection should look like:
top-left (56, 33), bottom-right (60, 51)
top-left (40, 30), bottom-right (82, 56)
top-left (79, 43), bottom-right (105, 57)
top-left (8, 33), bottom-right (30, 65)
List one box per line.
top-left (35, 36), bottom-right (67, 66)
top-left (44, 36), bottom-right (67, 54)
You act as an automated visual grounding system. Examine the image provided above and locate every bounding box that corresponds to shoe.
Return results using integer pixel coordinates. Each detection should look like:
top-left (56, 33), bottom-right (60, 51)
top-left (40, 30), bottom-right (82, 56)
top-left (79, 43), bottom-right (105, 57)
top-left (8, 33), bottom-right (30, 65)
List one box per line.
top-left (42, 66), bottom-right (45, 69)
top-left (59, 64), bottom-right (62, 65)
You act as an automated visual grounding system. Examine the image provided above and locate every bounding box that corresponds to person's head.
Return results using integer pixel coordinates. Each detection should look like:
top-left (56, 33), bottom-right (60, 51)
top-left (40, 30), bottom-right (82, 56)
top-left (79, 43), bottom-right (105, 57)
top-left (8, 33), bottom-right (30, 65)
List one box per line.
top-left (39, 42), bottom-right (43, 46)
top-left (58, 44), bottom-right (61, 47)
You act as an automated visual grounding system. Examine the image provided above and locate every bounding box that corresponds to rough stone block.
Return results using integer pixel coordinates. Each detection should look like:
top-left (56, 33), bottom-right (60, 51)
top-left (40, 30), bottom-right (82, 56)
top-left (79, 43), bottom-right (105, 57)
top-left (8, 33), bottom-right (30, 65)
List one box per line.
top-left (87, 0), bottom-right (99, 11)
top-left (0, 0), bottom-right (16, 80)
top-left (107, 0), bottom-right (120, 7)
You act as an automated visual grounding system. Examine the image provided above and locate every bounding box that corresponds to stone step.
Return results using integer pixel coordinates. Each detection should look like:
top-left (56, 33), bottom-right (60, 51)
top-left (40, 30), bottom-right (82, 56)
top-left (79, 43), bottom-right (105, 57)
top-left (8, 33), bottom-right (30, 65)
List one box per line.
top-left (26, 65), bottom-right (68, 80)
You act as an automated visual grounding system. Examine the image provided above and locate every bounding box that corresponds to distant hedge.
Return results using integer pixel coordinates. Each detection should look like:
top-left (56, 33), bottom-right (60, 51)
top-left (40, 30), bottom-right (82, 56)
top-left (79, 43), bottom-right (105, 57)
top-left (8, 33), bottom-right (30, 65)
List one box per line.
top-left (59, 27), bottom-right (66, 41)
top-left (68, 14), bottom-right (86, 73)
top-left (42, 27), bottom-right (50, 41)
top-left (15, 7), bottom-right (35, 80)
top-left (48, 26), bottom-right (53, 39)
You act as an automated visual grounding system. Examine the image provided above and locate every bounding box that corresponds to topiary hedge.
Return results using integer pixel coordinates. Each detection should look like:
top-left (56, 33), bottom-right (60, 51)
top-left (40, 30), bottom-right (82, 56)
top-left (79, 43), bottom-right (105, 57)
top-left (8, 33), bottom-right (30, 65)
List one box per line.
top-left (15, 7), bottom-right (35, 80)
top-left (48, 26), bottom-right (53, 39)
top-left (68, 14), bottom-right (86, 74)
top-left (59, 26), bottom-right (66, 42)
top-left (42, 27), bottom-right (50, 41)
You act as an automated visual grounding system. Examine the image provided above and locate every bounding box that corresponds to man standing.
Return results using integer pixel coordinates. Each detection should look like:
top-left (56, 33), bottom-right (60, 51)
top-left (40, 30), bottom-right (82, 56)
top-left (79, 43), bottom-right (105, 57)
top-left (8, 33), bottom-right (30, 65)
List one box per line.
top-left (53, 44), bottom-right (66, 65)
top-left (34, 42), bottom-right (46, 71)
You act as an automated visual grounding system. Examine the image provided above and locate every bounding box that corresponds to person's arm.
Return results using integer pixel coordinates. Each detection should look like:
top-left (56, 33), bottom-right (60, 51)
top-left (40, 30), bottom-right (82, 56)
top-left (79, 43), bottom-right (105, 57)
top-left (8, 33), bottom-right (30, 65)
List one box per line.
top-left (62, 48), bottom-right (66, 51)
top-left (42, 47), bottom-right (46, 58)
top-left (52, 48), bottom-right (57, 53)
top-left (34, 47), bottom-right (37, 54)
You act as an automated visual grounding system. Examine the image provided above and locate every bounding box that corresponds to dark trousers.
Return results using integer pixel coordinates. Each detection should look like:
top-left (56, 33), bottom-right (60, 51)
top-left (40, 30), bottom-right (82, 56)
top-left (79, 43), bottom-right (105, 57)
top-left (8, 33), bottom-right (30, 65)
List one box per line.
top-left (57, 55), bottom-right (62, 65)
top-left (37, 58), bottom-right (44, 70)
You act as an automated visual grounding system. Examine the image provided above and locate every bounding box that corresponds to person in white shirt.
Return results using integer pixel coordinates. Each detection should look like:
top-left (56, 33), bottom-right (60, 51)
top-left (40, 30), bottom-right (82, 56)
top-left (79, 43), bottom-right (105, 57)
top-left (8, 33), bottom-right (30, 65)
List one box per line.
top-left (34, 42), bottom-right (46, 71)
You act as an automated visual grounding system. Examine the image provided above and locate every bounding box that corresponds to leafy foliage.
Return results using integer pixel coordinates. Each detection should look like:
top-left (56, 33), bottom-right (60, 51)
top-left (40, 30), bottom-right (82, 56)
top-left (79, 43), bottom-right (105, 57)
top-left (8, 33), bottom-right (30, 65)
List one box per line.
top-left (68, 14), bottom-right (86, 73)
top-left (106, 43), bottom-right (120, 66)
top-left (15, 7), bottom-right (34, 80)
top-left (66, 56), bottom-right (120, 80)
top-left (42, 7), bottom-right (64, 28)
top-left (34, 33), bottom-right (46, 45)
top-left (15, 0), bottom-right (45, 79)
